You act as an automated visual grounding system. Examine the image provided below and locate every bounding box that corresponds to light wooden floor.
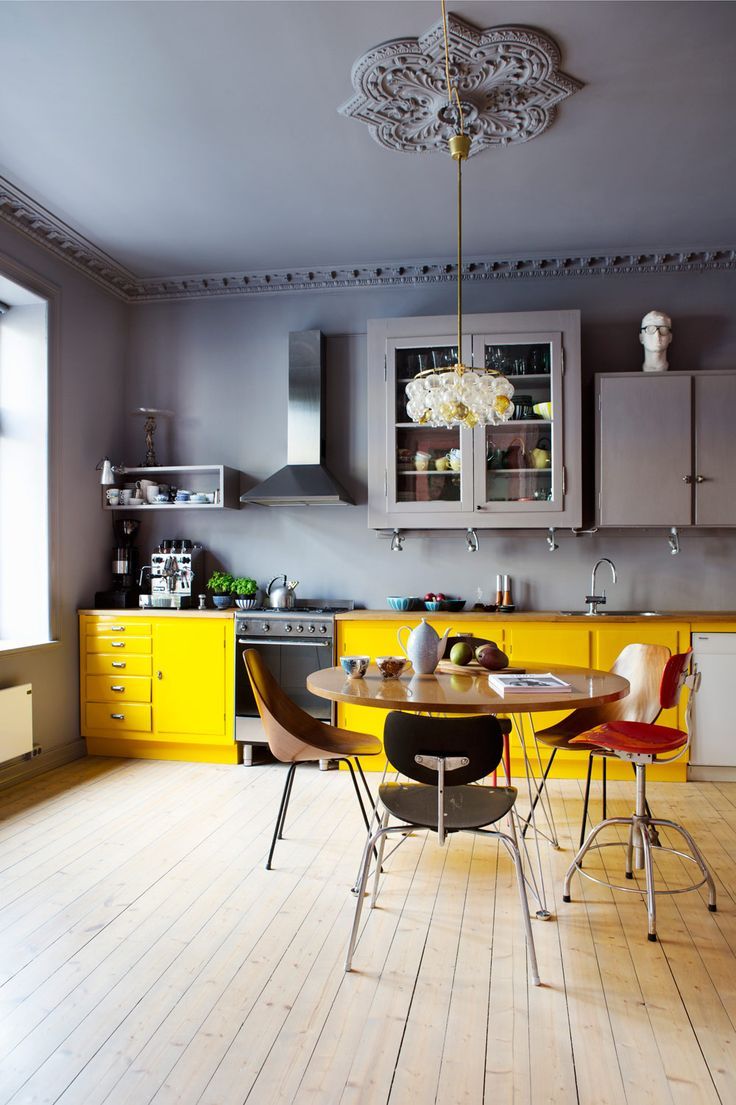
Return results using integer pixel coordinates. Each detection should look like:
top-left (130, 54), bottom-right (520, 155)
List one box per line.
top-left (1, 757), bottom-right (735, 1105)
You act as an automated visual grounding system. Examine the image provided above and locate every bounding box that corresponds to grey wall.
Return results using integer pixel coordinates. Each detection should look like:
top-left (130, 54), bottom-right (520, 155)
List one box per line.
top-left (125, 268), bottom-right (736, 613)
top-left (0, 222), bottom-right (128, 780)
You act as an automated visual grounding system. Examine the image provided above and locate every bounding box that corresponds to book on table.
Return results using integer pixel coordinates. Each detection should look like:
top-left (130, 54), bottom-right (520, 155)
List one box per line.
top-left (488, 672), bottom-right (573, 696)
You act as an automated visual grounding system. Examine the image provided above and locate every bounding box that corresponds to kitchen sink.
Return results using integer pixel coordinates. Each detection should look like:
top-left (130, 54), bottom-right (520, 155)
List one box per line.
top-left (559, 610), bottom-right (661, 617)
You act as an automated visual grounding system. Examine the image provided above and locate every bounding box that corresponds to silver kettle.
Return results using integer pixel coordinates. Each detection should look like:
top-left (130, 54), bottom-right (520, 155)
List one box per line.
top-left (267, 575), bottom-right (299, 609)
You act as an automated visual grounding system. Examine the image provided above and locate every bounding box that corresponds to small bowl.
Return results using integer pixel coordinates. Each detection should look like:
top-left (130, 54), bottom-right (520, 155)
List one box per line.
top-left (376, 656), bottom-right (409, 679)
top-left (424, 600), bottom-right (443, 611)
top-left (190, 493), bottom-right (208, 503)
top-left (387, 596), bottom-right (416, 611)
top-left (212, 595), bottom-right (232, 609)
top-left (154, 494), bottom-right (169, 503)
top-left (442, 598), bottom-right (466, 612)
top-left (235, 597), bottom-right (258, 609)
top-left (128, 498), bottom-right (144, 507)
top-left (340, 655), bottom-right (370, 680)
top-left (533, 401), bottom-right (553, 421)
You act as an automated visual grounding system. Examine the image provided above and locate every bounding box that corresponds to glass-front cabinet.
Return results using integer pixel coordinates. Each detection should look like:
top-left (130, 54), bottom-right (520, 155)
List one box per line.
top-left (367, 310), bottom-right (581, 530)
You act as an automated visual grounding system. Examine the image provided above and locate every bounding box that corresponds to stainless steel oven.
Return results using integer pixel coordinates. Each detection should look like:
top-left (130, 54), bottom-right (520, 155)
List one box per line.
top-left (234, 602), bottom-right (352, 765)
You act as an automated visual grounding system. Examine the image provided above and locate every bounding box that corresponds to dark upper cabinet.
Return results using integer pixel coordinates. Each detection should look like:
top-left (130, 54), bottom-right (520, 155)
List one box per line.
top-left (596, 371), bottom-right (736, 527)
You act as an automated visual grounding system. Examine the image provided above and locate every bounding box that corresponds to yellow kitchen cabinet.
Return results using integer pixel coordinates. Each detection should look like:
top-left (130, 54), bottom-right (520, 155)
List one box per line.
top-left (80, 613), bottom-right (237, 763)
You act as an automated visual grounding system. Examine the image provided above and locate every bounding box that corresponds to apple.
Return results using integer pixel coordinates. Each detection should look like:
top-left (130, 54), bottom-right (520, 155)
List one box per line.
top-left (475, 642), bottom-right (510, 671)
top-left (436, 592), bottom-right (446, 601)
top-left (424, 592), bottom-right (436, 601)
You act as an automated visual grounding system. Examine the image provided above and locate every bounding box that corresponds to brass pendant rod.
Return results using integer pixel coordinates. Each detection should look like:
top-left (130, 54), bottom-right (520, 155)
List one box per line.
top-left (457, 149), bottom-right (462, 364)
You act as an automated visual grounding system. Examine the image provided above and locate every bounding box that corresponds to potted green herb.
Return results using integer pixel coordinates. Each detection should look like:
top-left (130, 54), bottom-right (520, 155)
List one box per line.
top-left (206, 570), bottom-right (235, 609)
top-left (232, 576), bottom-right (259, 609)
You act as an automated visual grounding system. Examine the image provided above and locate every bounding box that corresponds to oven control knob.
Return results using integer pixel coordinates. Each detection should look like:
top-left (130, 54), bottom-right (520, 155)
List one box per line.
top-left (284, 623), bottom-right (292, 633)
top-left (296, 624), bottom-right (304, 633)
top-left (261, 622), bottom-right (270, 633)
top-left (307, 624), bottom-right (316, 633)
top-left (319, 624), bottom-right (328, 635)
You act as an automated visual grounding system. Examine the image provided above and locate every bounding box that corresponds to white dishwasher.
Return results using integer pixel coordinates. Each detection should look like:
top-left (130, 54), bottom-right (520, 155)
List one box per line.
top-left (689, 633), bottom-right (736, 780)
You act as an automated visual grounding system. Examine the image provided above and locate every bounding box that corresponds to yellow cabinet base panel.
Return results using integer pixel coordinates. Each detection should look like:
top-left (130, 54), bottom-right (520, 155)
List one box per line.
top-left (85, 737), bottom-right (240, 764)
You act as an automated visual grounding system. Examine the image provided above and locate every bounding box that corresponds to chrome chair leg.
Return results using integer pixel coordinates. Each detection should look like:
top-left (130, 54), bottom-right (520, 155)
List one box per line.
top-left (345, 824), bottom-right (406, 972)
top-left (648, 817), bottom-right (717, 911)
top-left (498, 813), bottom-right (541, 986)
top-left (638, 820), bottom-right (657, 940)
top-left (371, 809), bottom-right (390, 908)
top-left (563, 816), bottom-right (632, 901)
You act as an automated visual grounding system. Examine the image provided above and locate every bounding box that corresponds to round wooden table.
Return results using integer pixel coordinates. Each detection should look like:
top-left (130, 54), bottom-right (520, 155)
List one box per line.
top-left (307, 661), bottom-right (629, 715)
top-left (307, 661), bottom-right (630, 920)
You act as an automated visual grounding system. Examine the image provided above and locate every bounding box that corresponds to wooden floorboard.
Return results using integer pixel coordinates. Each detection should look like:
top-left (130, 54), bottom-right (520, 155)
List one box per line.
top-left (0, 757), bottom-right (734, 1105)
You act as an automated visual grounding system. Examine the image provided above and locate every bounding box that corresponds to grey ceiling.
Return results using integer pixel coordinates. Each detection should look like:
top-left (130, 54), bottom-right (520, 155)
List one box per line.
top-left (1, 0), bottom-right (734, 278)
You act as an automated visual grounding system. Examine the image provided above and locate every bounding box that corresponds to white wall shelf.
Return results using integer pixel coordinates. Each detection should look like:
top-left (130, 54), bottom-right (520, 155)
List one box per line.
top-left (102, 464), bottom-right (242, 510)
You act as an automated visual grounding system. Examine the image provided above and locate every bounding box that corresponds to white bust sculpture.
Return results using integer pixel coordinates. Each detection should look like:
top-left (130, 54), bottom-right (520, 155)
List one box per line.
top-left (639, 309), bottom-right (672, 372)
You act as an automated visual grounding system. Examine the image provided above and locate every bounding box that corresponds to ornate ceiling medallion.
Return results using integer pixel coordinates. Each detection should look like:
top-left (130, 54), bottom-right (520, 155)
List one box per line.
top-left (339, 14), bottom-right (583, 156)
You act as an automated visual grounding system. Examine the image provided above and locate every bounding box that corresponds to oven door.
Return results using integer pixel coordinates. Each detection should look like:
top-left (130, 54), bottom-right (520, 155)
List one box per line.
top-left (236, 636), bottom-right (334, 722)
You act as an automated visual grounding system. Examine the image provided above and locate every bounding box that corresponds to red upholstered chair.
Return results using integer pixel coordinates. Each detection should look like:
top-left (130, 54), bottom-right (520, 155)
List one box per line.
top-left (562, 649), bottom-right (716, 941)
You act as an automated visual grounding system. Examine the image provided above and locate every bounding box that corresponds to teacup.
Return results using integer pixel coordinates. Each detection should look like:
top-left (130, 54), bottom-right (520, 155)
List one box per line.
top-left (434, 456), bottom-right (450, 472)
top-left (414, 451), bottom-right (432, 472)
top-left (106, 488), bottom-right (120, 506)
top-left (175, 490), bottom-right (191, 502)
top-left (340, 655), bottom-right (370, 680)
top-left (448, 448), bottom-right (462, 472)
top-left (376, 656), bottom-right (409, 679)
top-left (119, 489), bottom-right (132, 505)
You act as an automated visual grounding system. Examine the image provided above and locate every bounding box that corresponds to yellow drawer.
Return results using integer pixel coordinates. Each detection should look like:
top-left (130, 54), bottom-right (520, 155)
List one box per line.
top-left (86, 619), bottom-right (152, 636)
top-left (86, 702), bottom-right (152, 732)
top-left (86, 636), bottom-right (153, 655)
top-left (85, 654), bottom-right (152, 677)
top-left (86, 675), bottom-right (152, 703)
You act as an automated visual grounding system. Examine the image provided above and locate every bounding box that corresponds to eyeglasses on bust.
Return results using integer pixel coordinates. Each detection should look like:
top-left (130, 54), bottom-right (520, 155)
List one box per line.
top-left (640, 324), bottom-right (672, 335)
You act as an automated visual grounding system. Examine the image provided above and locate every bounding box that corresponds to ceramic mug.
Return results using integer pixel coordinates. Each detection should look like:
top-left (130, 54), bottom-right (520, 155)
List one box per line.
top-left (145, 484), bottom-right (160, 503)
top-left (435, 456), bottom-right (450, 472)
top-left (530, 448), bottom-right (551, 469)
top-left (376, 656), bottom-right (409, 679)
top-left (119, 489), bottom-right (132, 505)
top-left (414, 451), bottom-right (432, 472)
top-left (340, 656), bottom-right (370, 680)
top-left (106, 488), bottom-right (120, 506)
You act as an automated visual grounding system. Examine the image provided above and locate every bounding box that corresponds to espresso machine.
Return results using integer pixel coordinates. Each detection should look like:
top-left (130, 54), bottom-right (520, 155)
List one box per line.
top-left (94, 518), bottom-right (141, 608)
top-left (145, 539), bottom-right (203, 609)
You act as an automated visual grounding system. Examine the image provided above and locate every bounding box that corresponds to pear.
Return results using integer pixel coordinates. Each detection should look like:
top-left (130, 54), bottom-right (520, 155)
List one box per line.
top-left (450, 641), bottom-right (473, 666)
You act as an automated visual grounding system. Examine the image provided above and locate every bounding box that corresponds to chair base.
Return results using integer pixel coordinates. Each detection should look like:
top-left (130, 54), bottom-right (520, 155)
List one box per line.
top-left (563, 811), bottom-right (717, 940)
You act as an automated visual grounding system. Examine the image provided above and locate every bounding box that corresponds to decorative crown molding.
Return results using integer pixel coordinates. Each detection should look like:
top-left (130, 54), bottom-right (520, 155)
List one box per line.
top-left (1, 172), bottom-right (734, 302)
top-left (338, 14), bottom-right (583, 156)
top-left (0, 177), bottom-right (137, 300)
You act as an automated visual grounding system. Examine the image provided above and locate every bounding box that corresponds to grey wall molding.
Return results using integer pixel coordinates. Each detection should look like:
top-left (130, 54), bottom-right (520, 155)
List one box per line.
top-left (1, 174), bottom-right (734, 302)
top-left (339, 14), bottom-right (583, 157)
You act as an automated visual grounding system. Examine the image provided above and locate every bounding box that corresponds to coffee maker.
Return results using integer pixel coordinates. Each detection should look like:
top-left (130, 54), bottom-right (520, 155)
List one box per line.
top-left (94, 518), bottom-right (141, 608)
top-left (146, 539), bottom-right (202, 609)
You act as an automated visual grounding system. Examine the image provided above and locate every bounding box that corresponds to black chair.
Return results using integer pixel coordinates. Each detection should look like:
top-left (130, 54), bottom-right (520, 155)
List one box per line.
top-left (345, 711), bottom-right (540, 985)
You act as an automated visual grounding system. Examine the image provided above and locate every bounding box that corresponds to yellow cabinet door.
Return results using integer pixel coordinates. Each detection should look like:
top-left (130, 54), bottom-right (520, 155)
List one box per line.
top-left (504, 625), bottom-right (593, 775)
top-left (153, 619), bottom-right (231, 743)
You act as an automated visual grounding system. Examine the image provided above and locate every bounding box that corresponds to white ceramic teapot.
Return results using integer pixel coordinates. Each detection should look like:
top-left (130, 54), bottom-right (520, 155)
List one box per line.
top-left (397, 618), bottom-right (451, 675)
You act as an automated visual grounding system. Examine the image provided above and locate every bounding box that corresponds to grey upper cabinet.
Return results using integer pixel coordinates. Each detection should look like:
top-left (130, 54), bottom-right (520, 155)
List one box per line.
top-left (367, 310), bottom-right (582, 530)
top-left (596, 371), bottom-right (736, 527)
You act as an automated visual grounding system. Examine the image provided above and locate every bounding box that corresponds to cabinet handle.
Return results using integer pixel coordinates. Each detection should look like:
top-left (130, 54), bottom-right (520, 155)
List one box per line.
top-left (157, 670), bottom-right (163, 679)
top-left (682, 475), bottom-right (693, 484)
top-left (110, 625), bottom-right (125, 632)
top-left (695, 475), bottom-right (706, 483)
top-left (111, 661), bottom-right (126, 668)
top-left (110, 685), bottom-right (125, 693)
top-left (110, 713), bottom-right (125, 720)
top-left (110, 641), bottom-right (126, 648)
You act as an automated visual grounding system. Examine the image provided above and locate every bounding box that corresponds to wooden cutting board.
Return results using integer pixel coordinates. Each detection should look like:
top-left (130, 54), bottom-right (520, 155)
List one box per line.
top-left (435, 659), bottom-right (526, 675)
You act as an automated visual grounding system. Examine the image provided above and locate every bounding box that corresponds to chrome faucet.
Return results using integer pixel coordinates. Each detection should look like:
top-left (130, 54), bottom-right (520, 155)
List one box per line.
top-left (586, 557), bottom-right (617, 615)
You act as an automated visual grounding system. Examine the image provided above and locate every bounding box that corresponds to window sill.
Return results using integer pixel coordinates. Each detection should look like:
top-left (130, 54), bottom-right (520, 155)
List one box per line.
top-left (0, 638), bottom-right (59, 655)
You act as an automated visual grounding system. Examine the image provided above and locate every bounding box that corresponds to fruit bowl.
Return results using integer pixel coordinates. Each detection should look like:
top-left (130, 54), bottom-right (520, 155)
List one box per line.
top-left (424, 600), bottom-right (443, 611)
top-left (442, 598), bottom-right (466, 612)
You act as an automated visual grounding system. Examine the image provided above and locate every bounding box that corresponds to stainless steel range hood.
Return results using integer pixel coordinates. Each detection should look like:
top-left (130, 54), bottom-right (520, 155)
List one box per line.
top-left (241, 330), bottom-right (354, 506)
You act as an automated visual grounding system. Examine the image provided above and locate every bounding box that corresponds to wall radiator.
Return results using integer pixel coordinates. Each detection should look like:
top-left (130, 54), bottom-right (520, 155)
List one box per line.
top-left (0, 684), bottom-right (33, 764)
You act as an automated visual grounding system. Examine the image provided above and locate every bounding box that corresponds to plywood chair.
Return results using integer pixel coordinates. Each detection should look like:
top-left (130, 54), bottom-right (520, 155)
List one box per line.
top-left (345, 710), bottom-right (540, 985)
top-left (563, 650), bottom-right (716, 940)
top-left (243, 649), bottom-right (382, 870)
top-left (531, 643), bottom-right (671, 846)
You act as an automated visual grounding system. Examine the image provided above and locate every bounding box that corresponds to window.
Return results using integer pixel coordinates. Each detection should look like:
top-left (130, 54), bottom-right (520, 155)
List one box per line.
top-left (0, 267), bottom-right (54, 647)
